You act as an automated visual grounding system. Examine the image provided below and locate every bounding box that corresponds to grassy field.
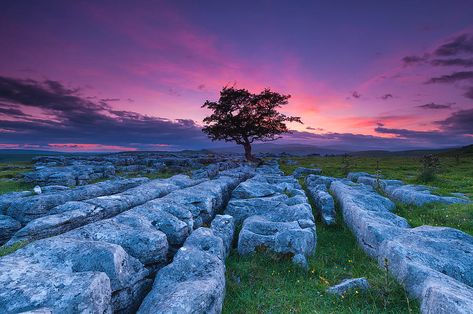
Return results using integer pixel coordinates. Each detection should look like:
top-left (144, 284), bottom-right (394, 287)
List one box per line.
top-left (0, 162), bottom-right (34, 194)
top-left (224, 154), bottom-right (473, 313)
top-left (278, 155), bottom-right (473, 236)
top-left (1, 153), bottom-right (471, 313)
top-left (223, 213), bottom-right (418, 313)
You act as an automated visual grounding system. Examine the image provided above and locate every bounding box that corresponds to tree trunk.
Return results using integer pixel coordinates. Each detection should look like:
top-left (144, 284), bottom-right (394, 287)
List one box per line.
top-left (243, 142), bottom-right (254, 162)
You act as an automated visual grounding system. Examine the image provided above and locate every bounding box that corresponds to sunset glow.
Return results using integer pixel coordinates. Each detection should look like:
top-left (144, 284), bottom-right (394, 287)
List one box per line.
top-left (1, 1), bottom-right (472, 151)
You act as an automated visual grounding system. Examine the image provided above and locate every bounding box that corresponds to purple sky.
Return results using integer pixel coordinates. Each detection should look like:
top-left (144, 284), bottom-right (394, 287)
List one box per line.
top-left (1, 0), bottom-right (473, 151)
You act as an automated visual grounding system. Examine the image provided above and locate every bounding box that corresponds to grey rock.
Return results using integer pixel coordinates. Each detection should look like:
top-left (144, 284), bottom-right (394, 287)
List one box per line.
top-left (237, 215), bottom-right (316, 258)
top-left (420, 277), bottom-right (473, 314)
top-left (347, 172), bottom-right (374, 181)
top-left (293, 167), bottom-right (322, 178)
top-left (5, 237), bottom-right (148, 294)
top-left (284, 159), bottom-right (298, 165)
top-left (0, 214), bottom-right (21, 245)
top-left (330, 181), bottom-right (408, 257)
top-left (211, 214), bottom-right (235, 258)
top-left (0, 260), bottom-right (112, 314)
top-left (327, 278), bottom-right (370, 295)
top-left (8, 178), bottom-right (180, 244)
top-left (385, 184), bottom-right (470, 206)
top-left (138, 228), bottom-right (228, 314)
top-left (33, 185), bottom-right (42, 194)
top-left (292, 253), bottom-right (308, 270)
top-left (62, 218), bottom-right (169, 269)
top-left (231, 176), bottom-right (277, 199)
top-left (378, 226), bottom-right (473, 299)
top-left (0, 191), bottom-right (32, 214)
top-left (306, 185), bottom-right (336, 226)
top-left (305, 174), bottom-right (336, 189)
top-left (7, 177), bottom-right (149, 224)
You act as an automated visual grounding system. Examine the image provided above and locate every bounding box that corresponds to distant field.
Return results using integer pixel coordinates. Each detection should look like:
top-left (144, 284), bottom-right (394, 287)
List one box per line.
top-left (0, 161), bottom-right (34, 194)
top-left (279, 155), bottom-right (473, 236)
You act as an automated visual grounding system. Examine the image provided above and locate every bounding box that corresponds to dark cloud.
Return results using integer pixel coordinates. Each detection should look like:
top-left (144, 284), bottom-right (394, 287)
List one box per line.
top-left (369, 107), bottom-right (473, 147)
top-left (0, 76), bottom-right (211, 149)
top-left (436, 108), bottom-right (473, 135)
top-left (0, 103), bottom-right (30, 117)
top-left (402, 34), bottom-right (473, 70)
top-left (430, 58), bottom-right (473, 67)
top-left (381, 94), bottom-right (393, 100)
top-left (417, 103), bottom-right (452, 110)
top-left (100, 98), bottom-right (120, 102)
top-left (434, 34), bottom-right (473, 56)
top-left (465, 86), bottom-right (473, 99)
top-left (197, 84), bottom-right (205, 90)
top-left (306, 126), bottom-right (324, 131)
top-left (425, 71), bottom-right (473, 84)
top-left (402, 55), bottom-right (428, 65)
top-left (352, 91), bottom-right (361, 98)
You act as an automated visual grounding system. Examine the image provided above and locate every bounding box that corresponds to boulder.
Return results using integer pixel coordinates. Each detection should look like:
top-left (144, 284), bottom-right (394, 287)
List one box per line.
top-left (210, 214), bottom-right (235, 258)
top-left (305, 174), bottom-right (336, 189)
top-left (138, 226), bottom-right (229, 314)
top-left (385, 184), bottom-right (470, 206)
top-left (327, 278), bottom-right (370, 295)
top-left (330, 181), bottom-right (408, 257)
top-left (0, 214), bottom-right (21, 245)
top-left (306, 184), bottom-right (336, 226)
top-left (293, 167), bottom-right (322, 178)
top-left (237, 215), bottom-right (316, 260)
top-left (378, 226), bottom-right (473, 299)
top-left (0, 260), bottom-right (112, 313)
top-left (7, 177), bottom-right (149, 224)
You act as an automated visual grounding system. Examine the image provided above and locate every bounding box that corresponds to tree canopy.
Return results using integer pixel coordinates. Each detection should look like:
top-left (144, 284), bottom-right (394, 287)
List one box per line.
top-left (202, 87), bottom-right (302, 160)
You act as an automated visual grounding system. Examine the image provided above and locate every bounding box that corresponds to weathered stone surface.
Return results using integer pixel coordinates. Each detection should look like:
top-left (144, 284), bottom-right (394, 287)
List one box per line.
top-left (327, 278), bottom-right (370, 295)
top-left (226, 163), bottom-right (317, 267)
top-left (350, 172), bottom-right (470, 206)
top-left (211, 214), bottom-right (235, 258)
top-left (293, 167), bottom-right (322, 178)
top-left (238, 215), bottom-right (316, 258)
top-left (347, 172), bottom-right (373, 182)
top-left (305, 174), bottom-right (336, 189)
top-left (385, 184), bottom-right (470, 206)
top-left (6, 177), bottom-right (149, 224)
top-left (226, 194), bottom-right (294, 225)
top-left (23, 163), bottom-right (116, 186)
top-left (0, 260), bottom-right (112, 314)
top-left (6, 237), bottom-right (148, 293)
top-left (0, 162), bottom-right (251, 314)
top-left (138, 226), bottom-right (230, 314)
top-left (0, 214), bottom-right (21, 245)
top-left (420, 277), bottom-right (473, 314)
top-left (330, 181), bottom-right (408, 257)
top-left (0, 234), bottom-right (152, 313)
top-left (0, 190), bottom-right (32, 214)
top-left (62, 218), bottom-right (169, 269)
top-left (378, 226), bottom-right (473, 298)
top-left (7, 177), bottom-right (196, 245)
top-left (305, 182), bottom-right (336, 226)
top-left (335, 176), bottom-right (473, 313)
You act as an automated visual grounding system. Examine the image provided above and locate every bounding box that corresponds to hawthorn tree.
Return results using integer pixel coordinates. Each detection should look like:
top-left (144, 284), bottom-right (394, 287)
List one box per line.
top-left (202, 87), bottom-right (302, 161)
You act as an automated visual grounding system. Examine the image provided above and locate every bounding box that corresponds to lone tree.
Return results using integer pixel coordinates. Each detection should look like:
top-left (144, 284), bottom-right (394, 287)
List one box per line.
top-left (202, 87), bottom-right (302, 161)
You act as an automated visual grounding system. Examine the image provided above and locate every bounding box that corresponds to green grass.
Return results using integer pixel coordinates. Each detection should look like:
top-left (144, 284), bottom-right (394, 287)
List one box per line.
top-left (224, 155), bottom-right (473, 313)
top-left (396, 203), bottom-right (473, 236)
top-left (279, 155), bottom-right (473, 235)
top-left (0, 241), bottom-right (27, 257)
top-left (224, 212), bottom-right (418, 313)
top-left (0, 162), bottom-right (34, 195)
